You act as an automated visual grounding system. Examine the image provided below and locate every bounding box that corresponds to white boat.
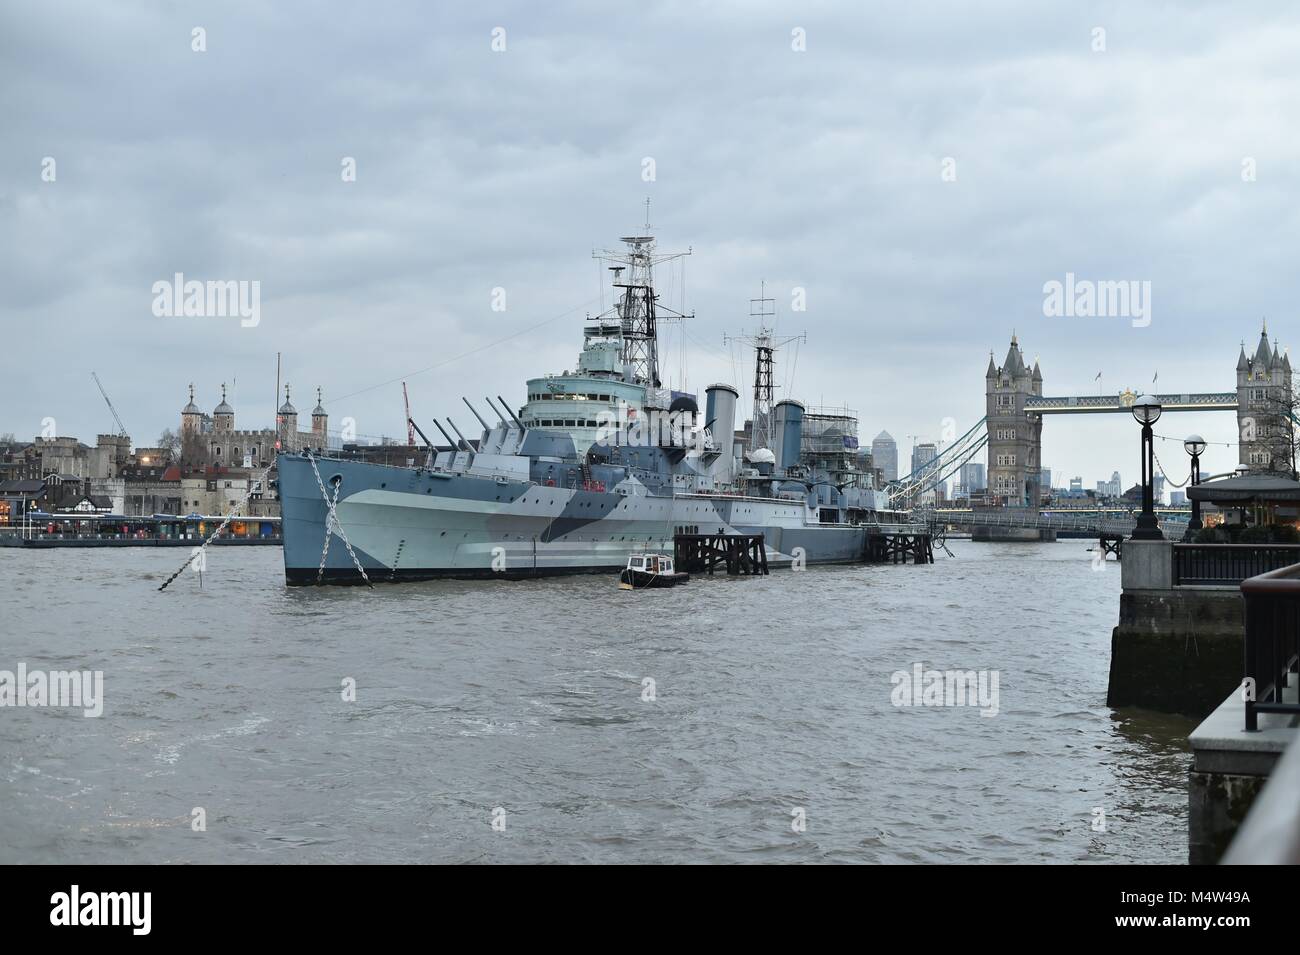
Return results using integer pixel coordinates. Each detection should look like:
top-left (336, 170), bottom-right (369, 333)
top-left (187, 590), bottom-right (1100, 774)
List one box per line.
top-left (618, 553), bottom-right (689, 589)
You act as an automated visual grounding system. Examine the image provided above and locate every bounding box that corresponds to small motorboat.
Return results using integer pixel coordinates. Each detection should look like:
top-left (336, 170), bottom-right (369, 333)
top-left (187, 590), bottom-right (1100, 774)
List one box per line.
top-left (619, 553), bottom-right (690, 589)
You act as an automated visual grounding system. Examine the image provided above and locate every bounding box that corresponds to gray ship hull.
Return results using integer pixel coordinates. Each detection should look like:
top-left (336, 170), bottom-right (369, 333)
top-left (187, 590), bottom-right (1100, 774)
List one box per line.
top-left (278, 453), bottom-right (871, 585)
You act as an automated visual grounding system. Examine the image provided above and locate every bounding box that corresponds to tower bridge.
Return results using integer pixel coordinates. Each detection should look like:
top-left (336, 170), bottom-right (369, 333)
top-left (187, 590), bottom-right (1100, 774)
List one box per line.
top-left (985, 325), bottom-right (1289, 507)
top-left (889, 323), bottom-right (1292, 509)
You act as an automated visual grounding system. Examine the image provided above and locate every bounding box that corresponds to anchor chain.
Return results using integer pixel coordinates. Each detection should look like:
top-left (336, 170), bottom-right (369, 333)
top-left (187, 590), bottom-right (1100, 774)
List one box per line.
top-left (306, 451), bottom-right (373, 588)
top-left (315, 478), bottom-right (340, 584)
top-left (158, 462), bottom-right (275, 592)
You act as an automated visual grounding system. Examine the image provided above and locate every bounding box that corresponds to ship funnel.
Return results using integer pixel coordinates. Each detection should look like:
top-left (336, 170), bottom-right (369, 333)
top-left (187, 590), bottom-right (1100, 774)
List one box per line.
top-left (705, 383), bottom-right (739, 480)
top-left (773, 399), bottom-right (805, 472)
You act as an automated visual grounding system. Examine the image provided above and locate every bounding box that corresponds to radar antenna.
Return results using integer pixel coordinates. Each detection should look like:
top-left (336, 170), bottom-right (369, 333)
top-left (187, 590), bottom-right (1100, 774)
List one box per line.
top-left (591, 203), bottom-right (692, 407)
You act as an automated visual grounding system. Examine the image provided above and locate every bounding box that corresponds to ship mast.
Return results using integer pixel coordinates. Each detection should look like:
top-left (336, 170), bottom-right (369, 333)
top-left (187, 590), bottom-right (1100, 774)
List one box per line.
top-left (592, 202), bottom-right (692, 408)
top-left (725, 283), bottom-right (805, 456)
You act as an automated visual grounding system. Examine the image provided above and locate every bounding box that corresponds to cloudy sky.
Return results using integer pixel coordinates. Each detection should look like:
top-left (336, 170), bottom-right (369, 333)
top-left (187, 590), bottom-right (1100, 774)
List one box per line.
top-left (5, 1), bottom-right (1299, 491)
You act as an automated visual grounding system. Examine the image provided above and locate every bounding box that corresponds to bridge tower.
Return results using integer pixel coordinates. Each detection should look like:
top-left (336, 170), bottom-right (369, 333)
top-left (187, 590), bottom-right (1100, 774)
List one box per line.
top-left (1236, 322), bottom-right (1293, 473)
top-left (985, 334), bottom-right (1043, 506)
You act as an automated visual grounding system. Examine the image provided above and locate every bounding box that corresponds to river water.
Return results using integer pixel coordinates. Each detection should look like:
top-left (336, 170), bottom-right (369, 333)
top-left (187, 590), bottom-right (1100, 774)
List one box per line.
top-left (0, 540), bottom-right (1193, 864)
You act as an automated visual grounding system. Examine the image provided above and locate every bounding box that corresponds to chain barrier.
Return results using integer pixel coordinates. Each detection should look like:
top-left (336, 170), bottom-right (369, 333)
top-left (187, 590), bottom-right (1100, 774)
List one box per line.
top-left (158, 462), bottom-right (276, 592)
top-left (1151, 448), bottom-right (1191, 489)
top-left (316, 478), bottom-right (340, 584)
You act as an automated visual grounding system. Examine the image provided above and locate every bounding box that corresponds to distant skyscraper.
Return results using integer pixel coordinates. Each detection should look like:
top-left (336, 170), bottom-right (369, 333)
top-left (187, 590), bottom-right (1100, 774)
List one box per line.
top-left (912, 441), bottom-right (940, 501)
top-left (959, 462), bottom-right (986, 496)
top-left (911, 441), bottom-right (938, 475)
top-left (1170, 490), bottom-right (1187, 506)
top-left (872, 431), bottom-right (898, 482)
top-left (1097, 470), bottom-right (1123, 499)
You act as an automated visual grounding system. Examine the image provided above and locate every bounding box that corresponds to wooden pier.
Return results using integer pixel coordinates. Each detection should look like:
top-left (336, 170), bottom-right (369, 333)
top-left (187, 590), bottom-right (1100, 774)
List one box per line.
top-left (1098, 533), bottom-right (1123, 561)
top-left (673, 533), bottom-right (769, 575)
top-left (864, 531), bottom-right (934, 564)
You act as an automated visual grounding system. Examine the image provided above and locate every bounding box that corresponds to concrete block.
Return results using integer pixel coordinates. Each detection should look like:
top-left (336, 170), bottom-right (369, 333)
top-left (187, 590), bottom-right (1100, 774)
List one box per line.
top-left (1188, 688), bottom-right (1298, 864)
top-left (1106, 589), bottom-right (1244, 716)
top-left (1188, 770), bottom-right (1268, 865)
top-left (1120, 538), bottom-right (1172, 591)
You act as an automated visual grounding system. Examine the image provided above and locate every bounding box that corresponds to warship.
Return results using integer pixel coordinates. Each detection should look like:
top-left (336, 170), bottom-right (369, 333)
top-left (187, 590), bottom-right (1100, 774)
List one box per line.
top-left (277, 231), bottom-right (910, 584)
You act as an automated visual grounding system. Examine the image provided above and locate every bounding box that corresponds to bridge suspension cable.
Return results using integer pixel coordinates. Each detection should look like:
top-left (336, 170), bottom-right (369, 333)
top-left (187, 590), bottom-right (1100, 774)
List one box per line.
top-left (888, 417), bottom-right (989, 507)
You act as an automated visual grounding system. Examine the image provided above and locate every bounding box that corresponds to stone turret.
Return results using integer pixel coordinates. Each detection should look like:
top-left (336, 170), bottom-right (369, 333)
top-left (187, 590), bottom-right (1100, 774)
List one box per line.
top-left (181, 383), bottom-right (203, 436)
top-left (278, 384), bottom-right (298, 452)
top-left (985, 333), bottom-right (1043, 506)
top-left (1237, 321), bottom-right (1293, 473)
top-left (311, 387), bottom-right (328, 444)
top-left (213, 383), bottom-right (234, 433)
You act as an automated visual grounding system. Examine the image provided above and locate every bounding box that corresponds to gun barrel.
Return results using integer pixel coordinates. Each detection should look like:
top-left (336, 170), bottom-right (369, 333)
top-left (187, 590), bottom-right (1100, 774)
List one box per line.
top-left (462, 397), bottom-right (490, 431)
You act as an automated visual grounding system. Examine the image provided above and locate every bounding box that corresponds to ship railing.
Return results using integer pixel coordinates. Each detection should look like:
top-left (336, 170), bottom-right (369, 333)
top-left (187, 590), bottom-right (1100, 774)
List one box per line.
top-left (463, 463), bottom-right (532, 483)
top-left (674, 490), bottom-right (813, 506)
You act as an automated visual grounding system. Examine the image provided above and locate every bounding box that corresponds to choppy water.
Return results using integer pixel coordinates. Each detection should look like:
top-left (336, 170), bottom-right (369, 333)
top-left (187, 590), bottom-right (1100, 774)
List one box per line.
top-left (0, 540), bottom-right (1193, 864)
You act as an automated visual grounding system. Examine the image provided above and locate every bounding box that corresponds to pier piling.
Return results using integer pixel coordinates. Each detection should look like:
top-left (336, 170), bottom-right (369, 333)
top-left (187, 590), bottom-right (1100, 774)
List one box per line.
top-left (673, 533), bottom-right (769, 575)
top-left (864, 532), bottom-right (934, 564)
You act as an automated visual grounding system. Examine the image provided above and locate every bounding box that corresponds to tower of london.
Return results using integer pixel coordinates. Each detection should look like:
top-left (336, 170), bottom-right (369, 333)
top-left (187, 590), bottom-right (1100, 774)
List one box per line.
top-left (179, 383), bottom-right (328, 468)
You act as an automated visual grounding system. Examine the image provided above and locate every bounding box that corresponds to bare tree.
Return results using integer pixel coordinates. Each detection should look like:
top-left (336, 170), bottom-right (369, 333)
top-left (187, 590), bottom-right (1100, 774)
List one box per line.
top-left (157, 428), bottom-right (181, 463)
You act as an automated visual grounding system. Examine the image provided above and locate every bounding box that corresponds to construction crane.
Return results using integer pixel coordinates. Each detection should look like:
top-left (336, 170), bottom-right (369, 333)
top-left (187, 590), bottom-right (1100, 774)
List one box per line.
top-left (91, 372), bottom-right (129, 438)
top-left (402, 382), bottom-right (415, 446)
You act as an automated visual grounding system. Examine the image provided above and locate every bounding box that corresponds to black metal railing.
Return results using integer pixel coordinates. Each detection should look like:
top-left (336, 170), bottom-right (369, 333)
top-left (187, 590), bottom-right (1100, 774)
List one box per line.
top-left (1172, 544), bottom-right (1300, 587)
top-left (1240, 563), bottom-right (1300, 731)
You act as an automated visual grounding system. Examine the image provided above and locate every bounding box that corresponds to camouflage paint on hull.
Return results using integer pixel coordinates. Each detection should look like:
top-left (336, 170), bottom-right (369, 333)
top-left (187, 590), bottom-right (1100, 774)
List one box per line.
top-left (279, 453), bottom-right (871, 585)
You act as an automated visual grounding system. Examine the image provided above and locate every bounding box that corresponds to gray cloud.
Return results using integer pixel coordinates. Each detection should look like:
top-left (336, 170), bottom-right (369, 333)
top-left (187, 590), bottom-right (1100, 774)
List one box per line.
top-left (3, 1), bottom-right (1297, 487)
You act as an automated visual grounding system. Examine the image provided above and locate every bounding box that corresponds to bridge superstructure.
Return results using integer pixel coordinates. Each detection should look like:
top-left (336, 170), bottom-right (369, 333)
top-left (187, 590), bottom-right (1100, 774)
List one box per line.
top-left (886, 324), bottom-right (1290, 510)
top-left (920, 506), bottom-right (1190, 536)
top-left (1024, 393), bottom-right (1237, 414)
top-left (982, 325), bottom-right (1286, 507)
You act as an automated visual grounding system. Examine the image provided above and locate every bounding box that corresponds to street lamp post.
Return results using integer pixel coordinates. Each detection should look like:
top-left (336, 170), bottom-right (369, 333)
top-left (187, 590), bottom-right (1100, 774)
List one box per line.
top-left (1184, 434), bottom-right (1206, 540)
top-left (1131, 395), bottom-right (1165, 541)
